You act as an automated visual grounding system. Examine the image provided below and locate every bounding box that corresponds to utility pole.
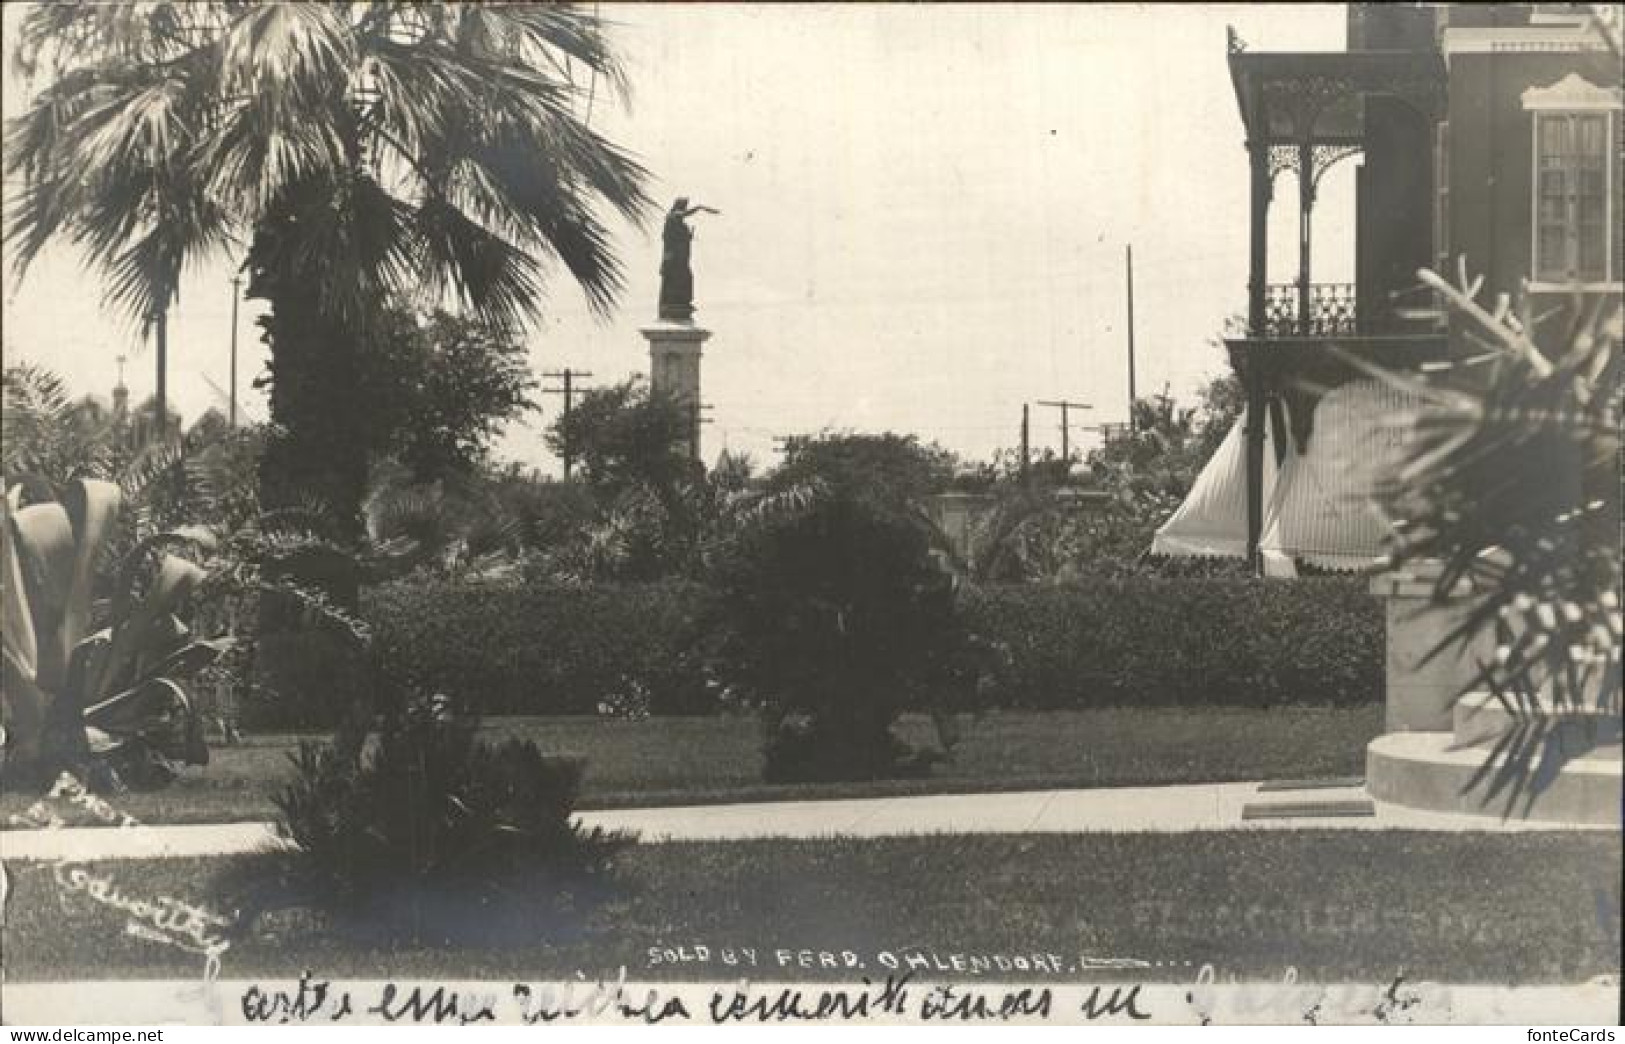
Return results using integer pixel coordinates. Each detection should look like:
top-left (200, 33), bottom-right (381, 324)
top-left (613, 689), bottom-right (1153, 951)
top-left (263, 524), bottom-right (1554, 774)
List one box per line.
top-left (1020, 403), bottom-right (1031, 485)
top-left (1036, 399), bottom-right (1092, 462)
top-left (228, 275), bottom-right (242, 427)
top-left (542, 368), bottom-right (593, 479)
top-left (1125, 244), bottom-right (1137, 433)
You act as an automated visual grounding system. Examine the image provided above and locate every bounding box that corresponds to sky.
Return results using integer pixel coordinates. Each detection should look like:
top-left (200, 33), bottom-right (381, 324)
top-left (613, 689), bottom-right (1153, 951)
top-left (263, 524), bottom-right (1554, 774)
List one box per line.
top-left (1, 3), bottom-right (1355, 473)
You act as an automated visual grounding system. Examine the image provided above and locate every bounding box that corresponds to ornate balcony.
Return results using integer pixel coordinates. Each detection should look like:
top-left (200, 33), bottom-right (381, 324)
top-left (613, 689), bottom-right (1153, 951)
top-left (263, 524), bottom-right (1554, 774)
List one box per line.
top-left (1251, 282), bottom-right (1448, 340)
top-left (1258, 282), bottom-right (1359, 338)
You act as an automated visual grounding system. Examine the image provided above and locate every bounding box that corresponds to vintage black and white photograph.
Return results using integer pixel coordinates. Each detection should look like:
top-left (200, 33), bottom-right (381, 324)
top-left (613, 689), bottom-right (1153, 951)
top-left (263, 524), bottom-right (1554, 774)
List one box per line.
top-left (0, 1), bottom-right (1620, 1029)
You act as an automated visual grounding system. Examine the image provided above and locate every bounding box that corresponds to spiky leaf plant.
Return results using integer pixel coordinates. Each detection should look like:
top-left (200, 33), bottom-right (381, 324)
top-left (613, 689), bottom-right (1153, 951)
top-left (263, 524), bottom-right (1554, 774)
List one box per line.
top-left (1369, 265), bottom-right (1622, 813)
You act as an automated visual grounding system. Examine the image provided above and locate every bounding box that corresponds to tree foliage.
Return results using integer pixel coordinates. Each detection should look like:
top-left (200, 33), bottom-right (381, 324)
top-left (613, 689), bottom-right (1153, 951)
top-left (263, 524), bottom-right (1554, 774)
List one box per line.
top-left (7, 3), bottom-right (650, 326)
top-left (771, 432), bottom-right (958, 511)
top-left (930, 375), bottom-right (1245, 582)
top-left (1064, 375), bottom-right (1245, 574)
top-left (544, 377), bottom-right (695, 499)
top-left (711, 492), bottom-right (977, 782)
top-left (363, 310), bottom-right (538, 484)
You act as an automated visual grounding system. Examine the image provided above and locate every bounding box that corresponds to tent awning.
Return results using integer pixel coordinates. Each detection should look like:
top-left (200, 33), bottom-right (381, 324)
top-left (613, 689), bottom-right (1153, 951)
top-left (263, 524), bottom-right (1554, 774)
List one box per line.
top-left (1153, 379), bottom-right (1420, 573)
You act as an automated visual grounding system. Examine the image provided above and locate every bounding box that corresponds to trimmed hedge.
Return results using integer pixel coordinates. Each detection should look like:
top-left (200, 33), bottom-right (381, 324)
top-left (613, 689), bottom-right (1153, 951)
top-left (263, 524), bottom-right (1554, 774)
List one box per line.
top-left (357, 575), bottom-right (1381, 717)
top-left (362, 578), bottom-right (718, 716)
top-left (962, 577), bottom-right (1382, 709)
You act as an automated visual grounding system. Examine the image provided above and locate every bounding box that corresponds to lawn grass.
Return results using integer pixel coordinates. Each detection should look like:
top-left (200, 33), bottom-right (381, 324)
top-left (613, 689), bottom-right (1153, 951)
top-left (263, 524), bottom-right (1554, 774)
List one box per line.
top-left (0, 706), bottom-right (1384, 826)
top-left (3, 831), bottom-right (1617, 984)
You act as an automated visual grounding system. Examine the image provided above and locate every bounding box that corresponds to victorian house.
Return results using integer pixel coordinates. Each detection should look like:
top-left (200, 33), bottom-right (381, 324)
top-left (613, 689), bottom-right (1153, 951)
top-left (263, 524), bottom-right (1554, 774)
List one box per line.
top-left (1154, 2), bottom-right (1623, 572)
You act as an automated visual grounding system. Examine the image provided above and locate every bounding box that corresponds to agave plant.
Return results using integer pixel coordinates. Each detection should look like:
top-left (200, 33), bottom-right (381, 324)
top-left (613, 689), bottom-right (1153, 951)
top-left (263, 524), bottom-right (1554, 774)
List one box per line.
top-left (2, 477), bottom-right (229, 791)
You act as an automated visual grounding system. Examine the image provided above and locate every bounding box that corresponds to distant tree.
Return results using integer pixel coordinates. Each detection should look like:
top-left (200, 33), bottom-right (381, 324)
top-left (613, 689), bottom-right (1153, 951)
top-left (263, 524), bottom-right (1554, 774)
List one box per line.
top-left (769, 432), bottom-right (958, 515)
top-left (545, 378), bottom-right (696, 501)
top-left (709, 449), bottom-right (758, 494)
top-left (1192, 373), bottom-right (1246, 461)
top-left (125, 395), bottom-right (185, 456)
top-left (949, 446), bottom-right (1072, 494)
top-left (488, 468), bottom-right (601, 554)
top-left (187, 408), bottom-right (233, 444)
top-left (363, 311), bottom-right (538, 485)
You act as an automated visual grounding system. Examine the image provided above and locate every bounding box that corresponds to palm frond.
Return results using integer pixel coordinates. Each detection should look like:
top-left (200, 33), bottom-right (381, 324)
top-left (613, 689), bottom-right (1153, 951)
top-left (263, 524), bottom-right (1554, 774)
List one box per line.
top-left (10, 0), bottom-right (651, 333)
top-left (1374, 266), bottom-right (1622, 800)
top-left (410, 196), bottom-right (546, 329)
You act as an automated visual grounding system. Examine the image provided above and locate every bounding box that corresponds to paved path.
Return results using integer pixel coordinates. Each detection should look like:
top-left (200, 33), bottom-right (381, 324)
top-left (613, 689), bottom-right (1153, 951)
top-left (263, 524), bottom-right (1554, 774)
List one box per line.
top-left (2, 781), bottom-right (1612, 862)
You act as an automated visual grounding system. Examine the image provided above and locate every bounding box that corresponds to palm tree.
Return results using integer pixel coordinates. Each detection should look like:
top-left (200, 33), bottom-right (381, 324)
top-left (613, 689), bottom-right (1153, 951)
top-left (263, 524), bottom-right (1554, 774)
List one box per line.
top-left (6, 3), bottom-right (650, 592)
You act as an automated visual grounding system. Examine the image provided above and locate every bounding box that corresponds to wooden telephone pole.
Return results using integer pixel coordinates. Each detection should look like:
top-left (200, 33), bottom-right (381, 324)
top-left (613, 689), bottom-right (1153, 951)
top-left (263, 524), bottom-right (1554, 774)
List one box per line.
top-left (1125, 244), bottom-right (1137, 433)
top-left (542, 368), bottom-right (593, 478)
top-left (1036, 399), bottom-right (1092, 462)
top-left (1020, 403), bottom-right (1031, 484)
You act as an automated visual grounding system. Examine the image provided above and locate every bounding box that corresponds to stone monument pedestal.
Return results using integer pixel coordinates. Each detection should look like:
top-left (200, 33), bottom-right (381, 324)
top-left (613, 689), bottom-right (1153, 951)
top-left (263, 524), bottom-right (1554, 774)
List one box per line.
top-left (1364, 560), bottom-right (1622, 824)
top-left (1368, 561), bottom-right (1493, 732)
top-left (642, 319), bottom-right (712, 462)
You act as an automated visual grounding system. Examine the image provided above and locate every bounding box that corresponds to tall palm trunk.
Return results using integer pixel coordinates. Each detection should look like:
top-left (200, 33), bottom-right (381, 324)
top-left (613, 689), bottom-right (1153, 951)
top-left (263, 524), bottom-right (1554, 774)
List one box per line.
top-left (245, 191), bottom-right (376, 745)
top-left (252, 290), bottom-right (369, 557)
top-left (245, 188), bottom-right (371, 581)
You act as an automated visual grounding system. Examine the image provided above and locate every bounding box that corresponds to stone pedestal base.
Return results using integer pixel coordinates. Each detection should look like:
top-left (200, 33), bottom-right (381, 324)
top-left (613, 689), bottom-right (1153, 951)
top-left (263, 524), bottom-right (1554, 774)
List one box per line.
top-left (641, 320), bottom-right (712, 462)
top-left (1369, 562), bottom-right (1494, 732)
top-left (1366, 694), bottom-right (1622, 825)
top-left (1365, 562), bottom-right (1623, 825)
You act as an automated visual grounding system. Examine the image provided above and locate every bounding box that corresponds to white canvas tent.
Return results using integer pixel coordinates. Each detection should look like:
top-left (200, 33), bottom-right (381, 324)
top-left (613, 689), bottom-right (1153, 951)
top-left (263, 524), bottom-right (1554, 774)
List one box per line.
top-left (1153, 378), bottom-right (1419, 574)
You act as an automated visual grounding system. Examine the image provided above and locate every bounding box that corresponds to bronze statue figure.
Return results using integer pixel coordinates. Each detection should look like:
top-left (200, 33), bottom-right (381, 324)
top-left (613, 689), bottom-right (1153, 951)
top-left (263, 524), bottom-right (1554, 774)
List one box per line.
top-left (659, 196), bottom-right (718, 321)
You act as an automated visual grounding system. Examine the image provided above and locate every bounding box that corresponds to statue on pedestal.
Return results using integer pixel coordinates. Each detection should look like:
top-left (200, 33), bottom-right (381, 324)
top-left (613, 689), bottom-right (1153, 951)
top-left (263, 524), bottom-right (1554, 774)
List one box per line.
top-left (658, 196), bottom-right (718, 321)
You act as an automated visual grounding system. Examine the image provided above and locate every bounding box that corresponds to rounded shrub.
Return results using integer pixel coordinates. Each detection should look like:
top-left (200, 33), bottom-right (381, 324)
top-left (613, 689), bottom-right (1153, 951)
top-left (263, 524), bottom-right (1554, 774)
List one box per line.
top-left (710, 494), bottom-right (980, 782)
top-left (272, 694), bottom-right (627, 944)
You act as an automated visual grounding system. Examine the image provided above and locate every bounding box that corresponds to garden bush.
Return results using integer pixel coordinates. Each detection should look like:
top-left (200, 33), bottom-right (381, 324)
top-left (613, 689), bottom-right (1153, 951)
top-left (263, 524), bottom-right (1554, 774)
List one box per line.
top-left (362, 577), bottom-right (717, 716)
top-left (962, 576), bottom-right (1382, 709)
top-left (709, 490), bottom-right (989, 783)
top-left (273, 694), bottom-right (627, 944)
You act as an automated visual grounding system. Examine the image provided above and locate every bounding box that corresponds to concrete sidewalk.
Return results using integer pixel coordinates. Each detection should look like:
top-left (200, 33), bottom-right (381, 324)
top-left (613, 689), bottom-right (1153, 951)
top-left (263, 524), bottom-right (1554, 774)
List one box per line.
top-left (2, 780), bottom-right (1612, 862)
